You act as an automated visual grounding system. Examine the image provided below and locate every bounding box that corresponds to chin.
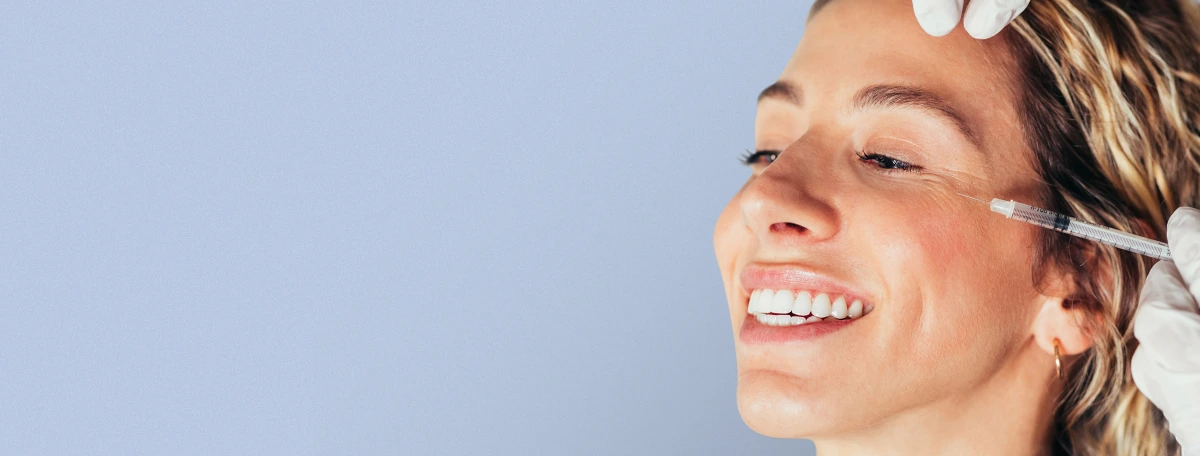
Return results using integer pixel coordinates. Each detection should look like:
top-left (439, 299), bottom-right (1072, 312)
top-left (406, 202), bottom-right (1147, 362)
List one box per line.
top-left (736, 369), bottom-right (845, 439)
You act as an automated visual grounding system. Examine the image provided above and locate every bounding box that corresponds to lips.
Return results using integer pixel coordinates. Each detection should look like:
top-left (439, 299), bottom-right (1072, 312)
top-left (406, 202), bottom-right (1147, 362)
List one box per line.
top-left (739, 264), bottom-right (870, 304)
top-left (740, 314), bottom-right (856, 344)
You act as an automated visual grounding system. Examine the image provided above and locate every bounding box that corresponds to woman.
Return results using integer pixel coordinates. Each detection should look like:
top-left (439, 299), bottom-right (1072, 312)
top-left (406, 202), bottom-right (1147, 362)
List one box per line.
top-left (713, 0), bottom-right (1200, 454)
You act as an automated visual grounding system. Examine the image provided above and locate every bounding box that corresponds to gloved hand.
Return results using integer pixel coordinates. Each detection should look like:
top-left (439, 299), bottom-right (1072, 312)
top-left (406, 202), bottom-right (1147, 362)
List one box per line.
top-left (912, 0), bottom-right (1031, 39)
top-left (1133, 207), bottom-right (1200, 455)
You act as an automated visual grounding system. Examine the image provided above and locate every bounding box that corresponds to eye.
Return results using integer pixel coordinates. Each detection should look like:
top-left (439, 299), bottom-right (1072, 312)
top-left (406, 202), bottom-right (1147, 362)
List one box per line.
top-left (740, 150), bottom-right (779, 167)
top-left (855, 151), bottom-right (922, 173)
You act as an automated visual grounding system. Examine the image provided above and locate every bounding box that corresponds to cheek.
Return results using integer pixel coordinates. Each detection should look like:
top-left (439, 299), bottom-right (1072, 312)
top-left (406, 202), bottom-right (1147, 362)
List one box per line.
top-left (715, 189), bottom-right (757, 338)
top-left (714, 191), bottom-right (748, 300)
top-left (714, 199), bottom-right (738, 270)
top-left (866, 202), bottom-right (1030, 342)
top-left (714, 184), bottom-right (752, 276)
top-left (867, 200), bottom-right (1020, 295)
top-left (866, 200), bottom-right (1036, 374)
top-left (863, 203), bottom-right (971, 282)
top-left (914, 211), bottom-right (977, 277)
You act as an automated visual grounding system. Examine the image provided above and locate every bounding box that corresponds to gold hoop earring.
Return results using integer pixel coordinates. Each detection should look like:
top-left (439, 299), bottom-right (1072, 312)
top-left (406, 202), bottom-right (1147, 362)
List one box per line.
top-left (1053, 338), bottom-right (1064, 380)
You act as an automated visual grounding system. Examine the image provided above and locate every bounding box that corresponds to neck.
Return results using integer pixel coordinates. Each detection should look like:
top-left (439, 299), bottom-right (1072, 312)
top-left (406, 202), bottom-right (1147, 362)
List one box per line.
top-left (813, 342), bottom-right (1060, 456)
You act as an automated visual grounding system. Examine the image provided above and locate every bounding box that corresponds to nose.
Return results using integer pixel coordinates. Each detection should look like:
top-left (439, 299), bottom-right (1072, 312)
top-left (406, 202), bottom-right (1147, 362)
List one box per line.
top-left (739, 146), bottom-right (840, 247)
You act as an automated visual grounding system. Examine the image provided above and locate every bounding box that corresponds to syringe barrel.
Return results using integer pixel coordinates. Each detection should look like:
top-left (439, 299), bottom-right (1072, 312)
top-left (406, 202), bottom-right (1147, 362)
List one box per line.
top-left (1062, 219), bottom-right (1173, 260)
top-left (1003, 201), bottom-right (1172, 261)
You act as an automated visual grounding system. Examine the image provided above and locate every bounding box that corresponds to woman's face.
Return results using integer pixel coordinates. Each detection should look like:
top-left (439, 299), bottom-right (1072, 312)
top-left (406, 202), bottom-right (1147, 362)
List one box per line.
top-left (714, 0), bottom-right (1052, 438)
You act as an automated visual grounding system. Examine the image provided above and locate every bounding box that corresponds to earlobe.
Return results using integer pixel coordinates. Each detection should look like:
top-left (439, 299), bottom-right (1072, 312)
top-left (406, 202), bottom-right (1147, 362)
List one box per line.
top-left (1032, 296), bottom-right (1096, 357)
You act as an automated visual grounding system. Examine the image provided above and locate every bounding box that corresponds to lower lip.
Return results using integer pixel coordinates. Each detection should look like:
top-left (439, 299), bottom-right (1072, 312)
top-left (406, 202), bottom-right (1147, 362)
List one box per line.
top-left (739, 315), bottom-right (856, 344)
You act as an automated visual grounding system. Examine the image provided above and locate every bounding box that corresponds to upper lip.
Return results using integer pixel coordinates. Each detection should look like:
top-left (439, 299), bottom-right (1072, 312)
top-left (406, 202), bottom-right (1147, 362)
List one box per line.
top-left (739, 263), bottom-right (872, 305)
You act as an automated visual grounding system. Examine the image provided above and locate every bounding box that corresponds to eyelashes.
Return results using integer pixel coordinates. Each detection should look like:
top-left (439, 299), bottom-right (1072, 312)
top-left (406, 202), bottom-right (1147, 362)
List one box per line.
top-left (740, 149), bottom-right (923, 173)
top-left (739, 150), bottom-right (778, 166)
top-left (854, 151), bottom-right (922, 173)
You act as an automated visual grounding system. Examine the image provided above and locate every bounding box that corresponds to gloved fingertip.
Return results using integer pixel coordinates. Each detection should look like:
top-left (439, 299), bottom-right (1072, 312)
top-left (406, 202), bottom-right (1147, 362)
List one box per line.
top-left (964, 13), bottom-right (1007, 39)
top-left (916, 8), bottom-right (960, 37)
top-left (1140, 261), bottom-right (1186, 300)
top-left (1167, 206), bottom-right (1200, 284)
top-left (1130, 347), bottom-right (1152, 388)
top-left (1169, 206), bottom-right (1200, 232)
top-left (1130, 348), bottom-right (1176, 408)
top-left (963, 0), bottom-right (1027, 40)
top-left (912, 0), bottom-right (962, 37)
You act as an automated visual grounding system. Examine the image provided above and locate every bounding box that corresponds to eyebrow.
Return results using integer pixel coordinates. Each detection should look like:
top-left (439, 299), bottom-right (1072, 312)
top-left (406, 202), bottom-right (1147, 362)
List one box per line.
top-left (757, 81), bottom-right (802, 106)
top-left (756, 81), bottom-right (981, 147)
top-left (852, 84), bottom-right (981, 147)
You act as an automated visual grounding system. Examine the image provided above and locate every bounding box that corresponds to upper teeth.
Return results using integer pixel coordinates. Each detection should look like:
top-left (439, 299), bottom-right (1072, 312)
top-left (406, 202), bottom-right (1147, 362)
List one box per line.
top-left (747, 289), bottom-right (873, 326)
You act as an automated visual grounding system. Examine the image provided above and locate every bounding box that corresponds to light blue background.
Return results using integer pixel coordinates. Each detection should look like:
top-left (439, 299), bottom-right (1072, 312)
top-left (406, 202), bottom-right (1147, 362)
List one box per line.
top-left (2, 1), bottom-right (818, 454)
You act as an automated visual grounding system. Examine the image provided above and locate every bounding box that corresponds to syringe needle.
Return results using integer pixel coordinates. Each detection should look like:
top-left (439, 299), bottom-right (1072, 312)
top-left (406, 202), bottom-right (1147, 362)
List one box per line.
top-left (956, 193), bottom-right (990, 205)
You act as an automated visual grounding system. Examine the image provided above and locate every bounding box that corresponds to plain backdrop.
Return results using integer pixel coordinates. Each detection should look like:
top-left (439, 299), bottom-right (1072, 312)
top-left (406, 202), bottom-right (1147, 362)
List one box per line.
top-left (1, 1), bottom-right (819, 454)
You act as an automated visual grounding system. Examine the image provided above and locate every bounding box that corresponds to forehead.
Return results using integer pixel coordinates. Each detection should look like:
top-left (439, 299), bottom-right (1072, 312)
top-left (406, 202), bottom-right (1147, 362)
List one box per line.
top-left (779, 0), bottom-right (1024, 159)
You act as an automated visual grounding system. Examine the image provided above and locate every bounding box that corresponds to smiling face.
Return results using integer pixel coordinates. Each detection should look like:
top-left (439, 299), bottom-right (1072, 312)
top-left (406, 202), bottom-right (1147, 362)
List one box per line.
top-left (714, 0), bottom-right (1057, 440)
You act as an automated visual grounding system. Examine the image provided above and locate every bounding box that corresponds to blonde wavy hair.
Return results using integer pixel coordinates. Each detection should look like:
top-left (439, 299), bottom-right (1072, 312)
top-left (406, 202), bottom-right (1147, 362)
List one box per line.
top-left (1008, 0), bottom-right (1200, 454)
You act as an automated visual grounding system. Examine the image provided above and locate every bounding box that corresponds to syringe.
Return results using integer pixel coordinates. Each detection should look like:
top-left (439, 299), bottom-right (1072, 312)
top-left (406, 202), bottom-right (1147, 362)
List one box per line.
top-left (958, 194), bottom-right (1173, 261)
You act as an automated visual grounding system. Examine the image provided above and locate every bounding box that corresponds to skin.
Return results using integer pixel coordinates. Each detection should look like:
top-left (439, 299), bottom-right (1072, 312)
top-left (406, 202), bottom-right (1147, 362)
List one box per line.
top-left (712, 0), bottom-right (1094, 454)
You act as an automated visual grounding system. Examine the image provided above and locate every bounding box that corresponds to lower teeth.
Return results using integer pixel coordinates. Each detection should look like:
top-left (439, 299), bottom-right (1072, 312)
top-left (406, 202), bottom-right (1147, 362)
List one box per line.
top-left (755, 313), bottom-right (828, 326)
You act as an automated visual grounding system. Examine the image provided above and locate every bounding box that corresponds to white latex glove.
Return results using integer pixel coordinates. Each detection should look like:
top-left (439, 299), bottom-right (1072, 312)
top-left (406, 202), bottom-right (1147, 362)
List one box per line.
top-left (912, 0), bottom-right (1031, 39)
top-left (1133, 207), bottom-right (1200, 455)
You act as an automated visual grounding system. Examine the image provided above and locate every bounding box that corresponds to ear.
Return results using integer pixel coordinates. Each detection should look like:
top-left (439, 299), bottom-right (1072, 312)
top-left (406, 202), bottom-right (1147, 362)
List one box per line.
top-left (1030, 236), bottom-right (1112, 357)
top-left (1031, 295), bottom-right (1096, 356)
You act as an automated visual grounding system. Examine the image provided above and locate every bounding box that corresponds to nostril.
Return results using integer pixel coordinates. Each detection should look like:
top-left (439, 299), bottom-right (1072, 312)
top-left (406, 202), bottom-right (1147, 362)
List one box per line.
top-left (769, 222), bottom-right (808, 235)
